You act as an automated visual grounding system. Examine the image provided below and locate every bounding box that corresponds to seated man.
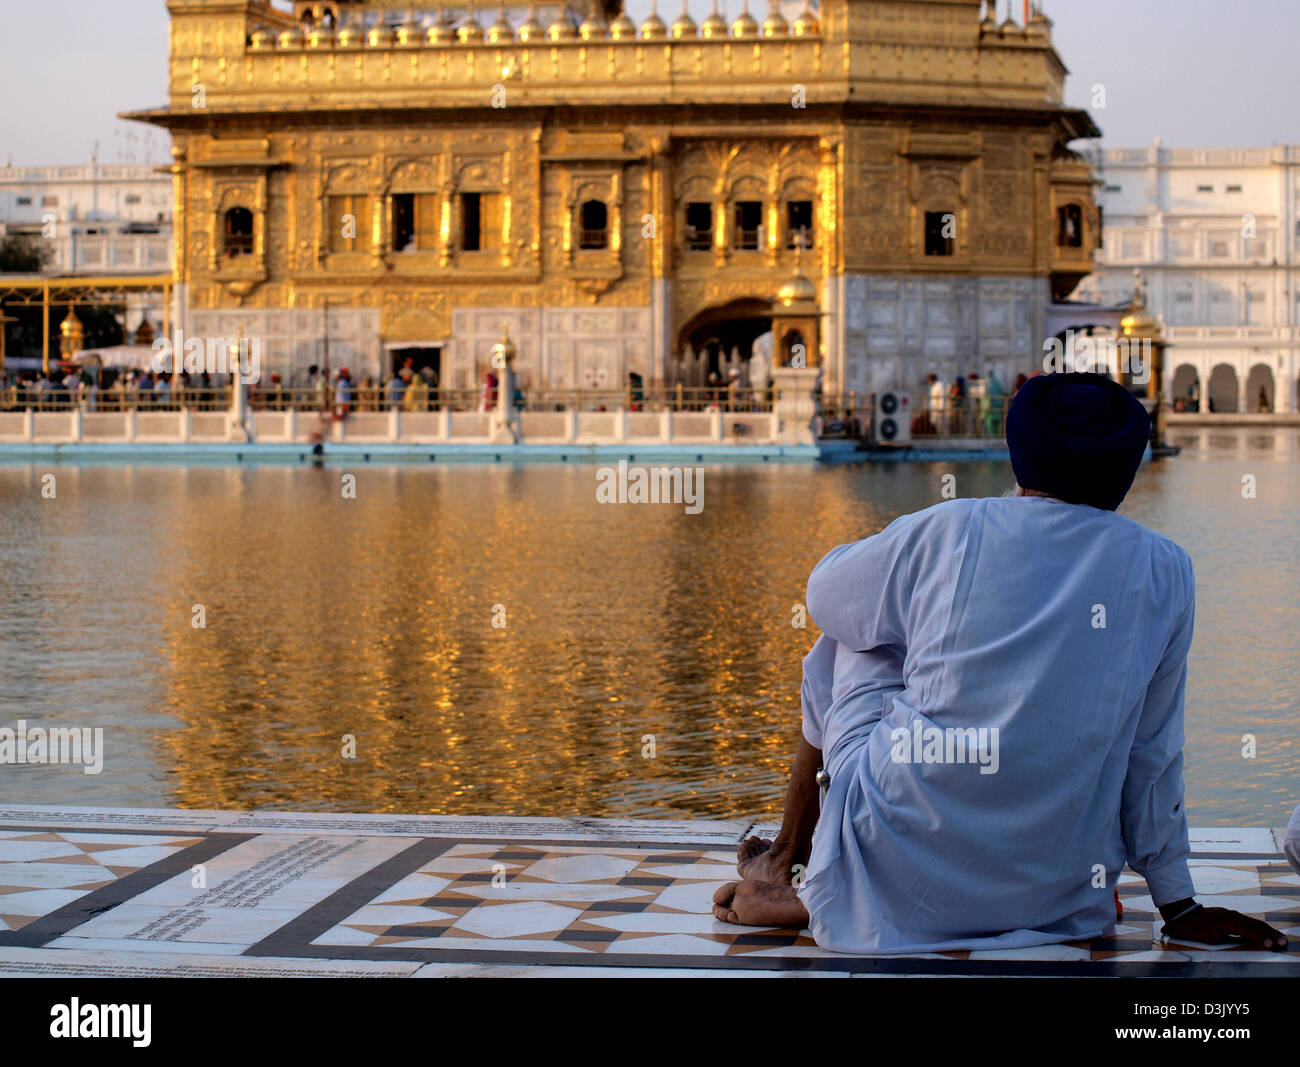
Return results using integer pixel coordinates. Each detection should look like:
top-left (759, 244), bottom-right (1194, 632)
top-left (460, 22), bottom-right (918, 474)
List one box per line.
top-left (714, 373), bottom-right (1288, 954)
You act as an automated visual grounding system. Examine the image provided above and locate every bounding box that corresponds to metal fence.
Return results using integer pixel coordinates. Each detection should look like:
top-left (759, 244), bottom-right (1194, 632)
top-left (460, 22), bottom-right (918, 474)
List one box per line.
top-left (0, 382), bottom-right (1014, 439)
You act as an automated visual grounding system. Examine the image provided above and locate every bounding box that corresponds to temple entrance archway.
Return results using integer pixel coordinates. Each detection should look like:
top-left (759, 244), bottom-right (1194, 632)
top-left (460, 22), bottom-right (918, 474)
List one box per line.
top-left (674, 298), bottom-right (772, 389)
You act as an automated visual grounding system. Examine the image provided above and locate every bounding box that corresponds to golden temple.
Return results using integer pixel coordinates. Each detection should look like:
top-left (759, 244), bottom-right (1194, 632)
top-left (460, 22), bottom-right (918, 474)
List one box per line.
top-left (127, 0), bottom-right (1100, 395)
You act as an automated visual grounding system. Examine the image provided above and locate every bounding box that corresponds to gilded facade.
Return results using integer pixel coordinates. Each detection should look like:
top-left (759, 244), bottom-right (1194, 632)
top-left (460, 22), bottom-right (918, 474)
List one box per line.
top-left (129, 0), bottom-right (1100, 394)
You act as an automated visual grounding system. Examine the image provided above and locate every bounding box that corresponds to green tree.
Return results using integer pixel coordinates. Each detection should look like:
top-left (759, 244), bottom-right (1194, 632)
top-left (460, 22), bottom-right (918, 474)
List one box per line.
top-left (0, 233), bottom-right (51, 273)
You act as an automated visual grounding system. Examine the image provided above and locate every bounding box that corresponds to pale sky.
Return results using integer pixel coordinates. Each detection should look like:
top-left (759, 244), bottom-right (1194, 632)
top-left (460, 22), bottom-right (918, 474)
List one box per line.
top-left (1, 0), bottom-right (1297, 167)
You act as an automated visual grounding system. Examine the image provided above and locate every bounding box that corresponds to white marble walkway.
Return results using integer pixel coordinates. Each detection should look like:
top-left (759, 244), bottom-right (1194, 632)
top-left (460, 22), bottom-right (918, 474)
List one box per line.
top-left (0, 805), bottom-right (1294, 978)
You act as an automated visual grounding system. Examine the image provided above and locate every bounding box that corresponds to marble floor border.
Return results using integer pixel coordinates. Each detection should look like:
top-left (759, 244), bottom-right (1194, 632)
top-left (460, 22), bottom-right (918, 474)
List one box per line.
top-left (0, 832), bottom-right (254, 949)
top-left (241, 834), bottom-right (1298, 978)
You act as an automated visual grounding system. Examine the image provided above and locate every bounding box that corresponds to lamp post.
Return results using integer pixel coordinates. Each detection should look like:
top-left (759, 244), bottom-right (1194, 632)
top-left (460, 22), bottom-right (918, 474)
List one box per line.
top-left (0, 310), bottom-right (16, 378)
top-left (492, 322), bottom-right (518, 443)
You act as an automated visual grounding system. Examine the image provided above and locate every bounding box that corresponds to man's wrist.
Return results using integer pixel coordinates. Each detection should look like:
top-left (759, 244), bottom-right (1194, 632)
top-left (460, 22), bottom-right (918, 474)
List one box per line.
top-left (1158, 897), bottom-right (1200, 925)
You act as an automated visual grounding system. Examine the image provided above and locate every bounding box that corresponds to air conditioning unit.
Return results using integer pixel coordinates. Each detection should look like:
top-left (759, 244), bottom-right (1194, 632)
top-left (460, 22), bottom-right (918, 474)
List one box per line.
top-left (873, 390), bottom-right (912, 444)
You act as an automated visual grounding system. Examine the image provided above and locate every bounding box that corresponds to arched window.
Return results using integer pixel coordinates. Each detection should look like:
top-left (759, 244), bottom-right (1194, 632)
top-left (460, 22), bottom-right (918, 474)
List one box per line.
top-left (1057, 204), bottom-right (1083, 248)
top-left (579, 200), bottom-right (608, 249)
top-left (224, 207), bottom-right (254, 257)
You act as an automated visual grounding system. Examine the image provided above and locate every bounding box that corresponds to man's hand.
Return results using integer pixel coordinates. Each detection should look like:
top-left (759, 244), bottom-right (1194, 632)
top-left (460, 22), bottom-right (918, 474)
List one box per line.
top-left (1164, 905), bottom-right (1289, 951)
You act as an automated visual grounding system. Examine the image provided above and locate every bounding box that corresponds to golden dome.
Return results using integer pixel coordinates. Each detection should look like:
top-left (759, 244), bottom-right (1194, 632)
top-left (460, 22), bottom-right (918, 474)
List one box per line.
top-left (640, 10), bottom-right (667, 38)
top-left (428, 11), bottom-right (456, 43)
top-left (488, 9), bottom-right (515, 43)
top-left (458, 11), bottom-right (485, 42)
top-left (579, 12), bottom-right (608, 40)
top-left (609, 12), bottom-right (637, 39)
top-left (1120, 306), bottom-right (1159, 339)
top-left (366, 20), bottom-right (395, 46)
top-left (547, 11), bottom-right (576, 40)
top-left (307, 24), bottom-right (335, 47)
top-left (671, 3), bottom-right (697, 38)
top-left (701, 4), bottom-right (727, 38)
top-left (776, 272), bottom-right (817, 308)
top-left (249, 27), bottom-right (274, 50)
top-left (60, 308), bottom-right (84, 335)
top-left (518, 6), bottom-right (544, 41)
top-left (762, 6), bottom-right (788, 37)
top-left (792, 4), bottom-right (819, 36)
top-left (1121, 271), bottom-right (1162, 340)
top-left (731, 8), bottom-right (759, 37)
top-left (336, 18), bottom-right (363, 47)
top-left (395, 15), bottom-right (423, 46)
top-left (492, 323), bottom-right (517, 364)
top-left (278, 26), bottom-right (304, 48)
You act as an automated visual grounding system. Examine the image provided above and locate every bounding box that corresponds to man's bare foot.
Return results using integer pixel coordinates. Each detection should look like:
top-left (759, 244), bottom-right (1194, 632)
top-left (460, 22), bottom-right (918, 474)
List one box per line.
top-left (712, 880), bottom-right (809, 928)
top-left (737, 836), bottom-right (797, 885)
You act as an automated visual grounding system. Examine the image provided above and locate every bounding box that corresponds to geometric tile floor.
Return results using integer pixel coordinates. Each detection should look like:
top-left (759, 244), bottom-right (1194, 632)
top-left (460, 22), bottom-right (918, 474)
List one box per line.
top-left (0, 805), bottom-right (1295, 977)
top-left (0, 830), bottom-right (204, 933)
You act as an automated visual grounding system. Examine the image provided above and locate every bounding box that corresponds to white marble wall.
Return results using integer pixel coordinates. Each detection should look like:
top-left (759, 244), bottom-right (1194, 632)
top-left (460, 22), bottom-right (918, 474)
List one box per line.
top-left (840, 275), bottom-right (1047, 395)
top-left (187, 308), bottom-right (382, 384)
top-left (450, 306), bottom-right (653, 394)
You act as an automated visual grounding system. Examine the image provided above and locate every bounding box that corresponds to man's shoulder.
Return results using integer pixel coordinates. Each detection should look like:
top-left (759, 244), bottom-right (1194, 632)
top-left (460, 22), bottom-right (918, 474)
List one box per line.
top-left (1106, 510), bottom-right (1194, 571)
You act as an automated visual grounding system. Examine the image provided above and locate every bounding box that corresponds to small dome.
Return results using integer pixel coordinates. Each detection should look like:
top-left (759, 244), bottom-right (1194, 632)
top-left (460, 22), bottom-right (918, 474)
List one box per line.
top-left (488, 11), bottom-right (515, 43)
top-left (762, 9), bottom-right (788, 37)
top-left (336, 18), bottom-right (364, 47)
top-left (792, 5), bottom-right (819, 36)
top-left (366, 21), bottom-right (395, 47)
top-left (579, 13), bottom-right (608, 40)
top-left (701, 5), bottom-right (727, 38)
top-left (458, 12), bottom-right (485, 43)
top-left (278, 26), bottom-right (304, 48)
top-left (249, 27), bottom-right (274, 50)
top-left (671, 5), bottom-right (697, 39)
top-left (428, 12), bottom-right (456, 44)
top-left (609, 12), bottom-right (637, 39)
top-left (492, 323), bottom-right (517, 364)
top-left (640, 11), bottom-right (667, 38)
top-left (1121, 272), bottom-right (1162, 340)
top-left (547, 12), bottom-right (576, 40)
top-left (395, 16), bottom-right (424, 46)
top-left (777, 272), bottom-right (817, 307)
top-left (306, 24), bottom-right (335, 47)
top-left (980, 14), bottom-right (997, 32)
top-left (999, 16), bottom-right (1020, 34)
top-left (518, 8), bottom-right (544, 42)
top-left (1120, 305), bottom-right (1159, 339)
top-left (731, 9), bottom-right (759, 37)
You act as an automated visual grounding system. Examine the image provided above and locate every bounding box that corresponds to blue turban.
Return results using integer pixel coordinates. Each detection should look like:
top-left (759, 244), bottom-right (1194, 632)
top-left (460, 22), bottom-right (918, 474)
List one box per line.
top-left (1005, 372), bottom-right (1150, 511)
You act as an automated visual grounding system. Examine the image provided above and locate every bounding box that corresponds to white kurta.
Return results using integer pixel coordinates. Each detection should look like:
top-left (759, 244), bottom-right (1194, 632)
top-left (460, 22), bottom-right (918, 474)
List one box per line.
top-left (1285, 804), bottom-right (1300, 877)
top-left (797, 496), bottom-right (1197, 954)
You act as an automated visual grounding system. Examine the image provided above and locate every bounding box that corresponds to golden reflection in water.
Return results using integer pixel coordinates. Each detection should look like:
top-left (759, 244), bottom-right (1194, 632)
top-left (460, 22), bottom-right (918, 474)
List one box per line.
top-left (0, 433), bottom-right (1295, 825)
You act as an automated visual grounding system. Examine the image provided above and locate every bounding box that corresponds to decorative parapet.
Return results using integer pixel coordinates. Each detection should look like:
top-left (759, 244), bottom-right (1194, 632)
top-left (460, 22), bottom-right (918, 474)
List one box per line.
top-left (155, 0), bottom-right (1070, 113)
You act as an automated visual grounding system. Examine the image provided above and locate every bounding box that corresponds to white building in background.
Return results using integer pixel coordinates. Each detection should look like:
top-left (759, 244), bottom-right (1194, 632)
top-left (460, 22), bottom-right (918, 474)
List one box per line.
top-left (0, 161), bottom-right (172, 276)
top-left (1075, 143), bottom-right (1300, 413)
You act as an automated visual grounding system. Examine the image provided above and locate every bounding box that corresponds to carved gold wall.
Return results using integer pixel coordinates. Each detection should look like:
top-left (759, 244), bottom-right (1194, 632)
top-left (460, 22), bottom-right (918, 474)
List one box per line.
top-left (131, 0), bottom-right (1100, 392)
